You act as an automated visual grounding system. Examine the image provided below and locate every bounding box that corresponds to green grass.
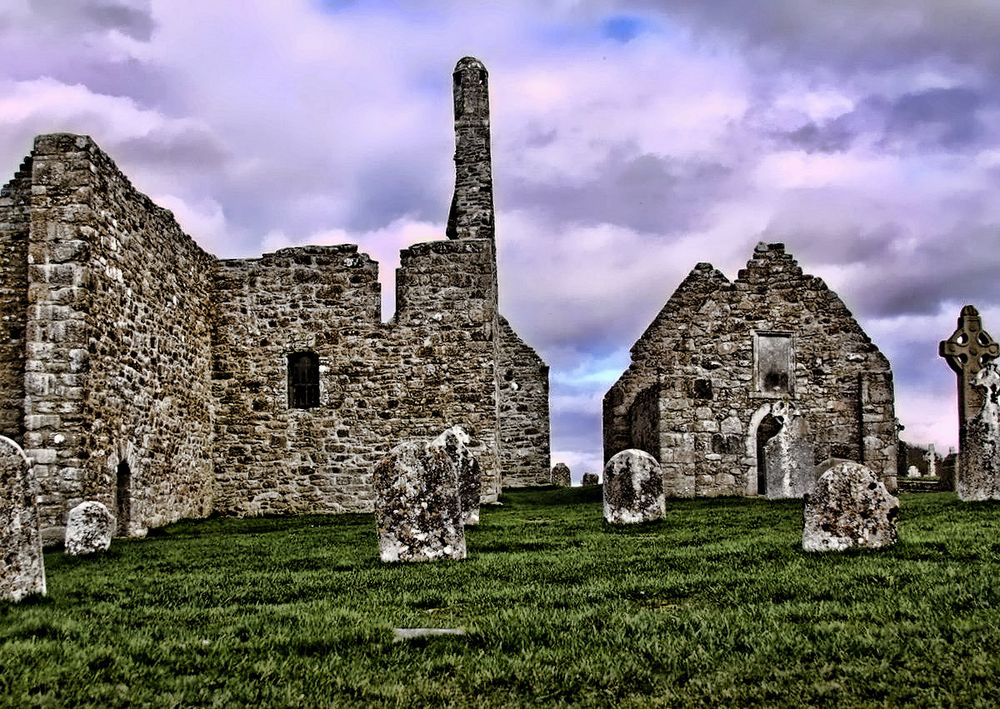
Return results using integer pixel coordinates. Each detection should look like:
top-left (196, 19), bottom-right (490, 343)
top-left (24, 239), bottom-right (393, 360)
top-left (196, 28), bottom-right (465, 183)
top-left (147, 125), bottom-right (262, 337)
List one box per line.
top-left (2, 488), bottom-right (999, 707)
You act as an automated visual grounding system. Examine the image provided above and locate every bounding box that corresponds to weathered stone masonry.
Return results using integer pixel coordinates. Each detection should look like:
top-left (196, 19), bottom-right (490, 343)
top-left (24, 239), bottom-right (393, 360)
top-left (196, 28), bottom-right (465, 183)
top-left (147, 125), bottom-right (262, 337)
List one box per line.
top-left (605, 243), bottom-right (897, 498)
top-left (0, 57), bottom-right (552, 542)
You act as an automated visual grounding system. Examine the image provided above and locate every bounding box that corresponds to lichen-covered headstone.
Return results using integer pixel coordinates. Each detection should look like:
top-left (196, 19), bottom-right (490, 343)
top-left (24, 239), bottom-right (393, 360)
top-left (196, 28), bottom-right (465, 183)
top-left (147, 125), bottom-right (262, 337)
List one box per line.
top-left (803, 461), bottom-right (899, 552)
top-left (430, 426), bottom-right (481, 525)
top-left (906, 465), bottom-right (920, 478)
top-left (374, 440), bottom-right (465, 562)
top-left (0, 436), bottom-right (46, 601)
top-left (602, 449), bottom-right (665, 524)
top-left (764, 401), bottom-right (816, 499)
top-left (582, 472), bottom-right (600, 486)
top-left (960, 361), bottom-right (1000, 500)
top-left (550, 463), bottom-right (571, 487)
top-left (64, 501), bottom-right (115, 556)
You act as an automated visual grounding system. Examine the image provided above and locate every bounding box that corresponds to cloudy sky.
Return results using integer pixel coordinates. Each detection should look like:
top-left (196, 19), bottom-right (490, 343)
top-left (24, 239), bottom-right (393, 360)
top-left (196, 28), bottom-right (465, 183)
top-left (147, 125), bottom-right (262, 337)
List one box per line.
top-left (3, 0), bottom-right (999, 478)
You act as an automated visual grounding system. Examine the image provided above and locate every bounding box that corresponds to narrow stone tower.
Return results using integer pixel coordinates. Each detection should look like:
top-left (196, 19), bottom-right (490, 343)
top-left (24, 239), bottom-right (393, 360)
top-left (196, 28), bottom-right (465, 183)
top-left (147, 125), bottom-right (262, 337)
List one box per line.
top-left (446, 56), bottom-right (494, 241)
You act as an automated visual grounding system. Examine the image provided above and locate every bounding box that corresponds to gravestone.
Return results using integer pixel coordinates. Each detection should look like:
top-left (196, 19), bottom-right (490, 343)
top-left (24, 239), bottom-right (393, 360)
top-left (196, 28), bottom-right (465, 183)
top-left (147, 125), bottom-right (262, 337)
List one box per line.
top-left (924, 444), bottom-right (937, 478)
top-left (958, 360), bottom-right (1000, 500)
top-left (907, 465), bottom-right (920, 478)
top-left (430, 426), bottom-right (481, 526)
top-left (550, 463), bottom-right (571, 487)
top-left (602, 449), bottom-right (665, 524)
top-left (803, 461), bottom-right (899, 552)
top-left (940, 305), bottom-right (1000, 489)
top-left (0, 436), bottom-right (46, 601)
top-left (582, 472), bottom-right (600, 486)
top-left (763, 401), bottom-right (816, 499)
top-left (64, 501), bottom-right (115, 556)
top-left (373, 439), bottom-right (465, 562)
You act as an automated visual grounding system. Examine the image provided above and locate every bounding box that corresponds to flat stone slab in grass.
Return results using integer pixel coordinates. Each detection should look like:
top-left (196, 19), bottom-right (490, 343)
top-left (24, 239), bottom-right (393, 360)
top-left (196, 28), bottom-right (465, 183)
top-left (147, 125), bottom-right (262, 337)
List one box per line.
top-left (603, 449), bottom-right (665, 525)
top-left (430, 426), bottom-right (482, 526)
top-left (0, 435), bottom-right (46, 601)
top-left (550, 463), bottom-right (571, 487)
top-left (392, 628), bottom-right (466, 642)
top-left (374, 439), bottom-right (466, 563)
top-left (803, 461), bottom-right (899, 552)
top-left (65, 501), bottom-right (115, 556)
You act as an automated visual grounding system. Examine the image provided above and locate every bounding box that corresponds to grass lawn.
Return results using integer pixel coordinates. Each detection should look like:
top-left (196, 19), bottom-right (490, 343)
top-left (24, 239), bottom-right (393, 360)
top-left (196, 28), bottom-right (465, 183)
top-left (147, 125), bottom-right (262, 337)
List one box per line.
top-left (2, 487), bottom-right (999, 707)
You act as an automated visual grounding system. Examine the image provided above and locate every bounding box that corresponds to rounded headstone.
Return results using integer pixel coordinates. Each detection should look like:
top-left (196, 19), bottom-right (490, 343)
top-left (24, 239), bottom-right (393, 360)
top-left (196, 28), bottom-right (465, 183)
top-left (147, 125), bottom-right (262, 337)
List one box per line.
top-left (550, 463), bottom-right (571, 487)
top-left (65, 501), bottom-right (115, 556)
top-left (430, 426), bottom-right (481, 526)
top-left (803, 462), bottom-right (899, 552)
top-left (602, 449), bottom-right (665, 525)
top-left (374, 440), bottom-right (466, 563)
top-left (581, 472), bottom-right (600, 486)
top-left (0, 436), bottom-right (46, 601)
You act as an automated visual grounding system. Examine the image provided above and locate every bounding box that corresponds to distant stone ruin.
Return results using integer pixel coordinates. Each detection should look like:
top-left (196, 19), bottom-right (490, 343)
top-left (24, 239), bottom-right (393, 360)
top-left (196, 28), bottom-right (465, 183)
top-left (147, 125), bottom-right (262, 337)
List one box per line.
top-left (604, 243), bottom-right (898, 497)
top-left (0, 57), bottom-right (551, 545)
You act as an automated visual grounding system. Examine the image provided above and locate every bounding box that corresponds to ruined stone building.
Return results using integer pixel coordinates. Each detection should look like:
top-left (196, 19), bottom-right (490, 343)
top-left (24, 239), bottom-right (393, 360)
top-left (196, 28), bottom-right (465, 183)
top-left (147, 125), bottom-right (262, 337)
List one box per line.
top-left (603, 243), bottom-right (897, 497)
top-left (0, 57), bottom-right (550, 543)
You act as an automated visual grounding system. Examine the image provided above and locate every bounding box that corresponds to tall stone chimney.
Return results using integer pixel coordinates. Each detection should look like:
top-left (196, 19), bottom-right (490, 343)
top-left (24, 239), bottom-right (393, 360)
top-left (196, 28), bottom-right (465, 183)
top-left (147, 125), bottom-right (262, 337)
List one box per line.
top-left (446, 57), bottom-right (494, 241)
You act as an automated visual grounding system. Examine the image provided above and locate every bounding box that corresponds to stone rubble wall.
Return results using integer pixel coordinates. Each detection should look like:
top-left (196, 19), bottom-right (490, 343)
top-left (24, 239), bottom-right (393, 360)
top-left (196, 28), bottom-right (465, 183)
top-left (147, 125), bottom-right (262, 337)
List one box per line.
top-left (23, 134), bottom-right (218, 542)
top-left (0, 155), bottom-right (32, 440)
top-left (606, 243), bottom-right (897, 498)
top-left (497, 316), bottom-right (550, 487)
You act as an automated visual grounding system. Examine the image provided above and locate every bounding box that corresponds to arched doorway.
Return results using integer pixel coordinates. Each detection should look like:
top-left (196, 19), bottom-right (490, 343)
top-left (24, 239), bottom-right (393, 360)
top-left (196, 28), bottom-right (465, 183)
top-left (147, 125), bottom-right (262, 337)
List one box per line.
top-left (116, 460), bottom-right (131, 536)
top-left (755, 414), bottom-right (782, 496)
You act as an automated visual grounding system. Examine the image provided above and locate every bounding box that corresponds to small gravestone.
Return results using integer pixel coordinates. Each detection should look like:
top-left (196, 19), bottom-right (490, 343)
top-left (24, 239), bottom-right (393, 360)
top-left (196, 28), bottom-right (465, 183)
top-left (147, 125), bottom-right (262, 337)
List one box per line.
top-left (764, 401), bottom-right (816, 499)
top-left (550, 463), bottom-right (571, 487)
top-left (803, 461), bottom-right (899, 552)
top-left (373, 439), bottom-right (465, 562)
top-left (64, 501), bottom-right (115, 556)
top-left (959, 361), bottom-right (1000, 500)
top-left (0, 436), bottom-right (46, 601)
top-left (602, 449), bottom-right (665, 524)
top-left (907, 465), bottom-right (920, 478)
top-left (582, 472), bottom-right (600, 486)
top-left (430, 426), bottom-right (481, 525)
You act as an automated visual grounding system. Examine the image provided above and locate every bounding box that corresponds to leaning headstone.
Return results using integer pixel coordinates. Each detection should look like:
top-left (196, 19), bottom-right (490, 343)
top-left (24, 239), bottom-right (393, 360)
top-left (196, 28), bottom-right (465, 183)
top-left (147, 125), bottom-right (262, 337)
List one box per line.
top-left (430, 426), bottom-right (481, 526)
top-left (64, 501), bottom-right (115, 556)
top-left (582, 472), bottom-right (600, 486)
top-left (0, 436), bottom-right (46, 601)
top-left (959, 361), bottom-right (1000, 501)
top-left (550, 463), bottom-right (571, 487)
top-left (764, 401), bottom-right (816, 499)
top-left (373, 439), bottom-right (465, 562)
top-left (907, 465), bottom-right (920, 478)
top-left (602, 449), bottom-right (665, 524)
top-left (803, 461), bottom-right (899, 552)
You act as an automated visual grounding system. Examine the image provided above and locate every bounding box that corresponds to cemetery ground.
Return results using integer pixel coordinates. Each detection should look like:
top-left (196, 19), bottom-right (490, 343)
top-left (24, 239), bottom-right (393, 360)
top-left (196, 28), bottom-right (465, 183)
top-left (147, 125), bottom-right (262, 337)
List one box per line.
top-left (2, 488), bottom-right (999, 707)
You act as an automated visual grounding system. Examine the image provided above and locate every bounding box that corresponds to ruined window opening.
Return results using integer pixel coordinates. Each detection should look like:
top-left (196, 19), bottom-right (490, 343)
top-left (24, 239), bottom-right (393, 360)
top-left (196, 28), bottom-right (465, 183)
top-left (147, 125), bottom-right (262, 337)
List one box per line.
top-left (288, 352), bottom-right (320, 409)
top-left (116, 460), bottom-right (131, 535)
top-left (753, 332), bottom-right (795, 397)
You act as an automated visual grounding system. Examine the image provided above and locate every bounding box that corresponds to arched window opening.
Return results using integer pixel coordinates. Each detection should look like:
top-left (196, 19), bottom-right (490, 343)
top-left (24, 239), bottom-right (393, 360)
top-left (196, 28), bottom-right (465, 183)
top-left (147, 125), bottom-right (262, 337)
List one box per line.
top-left (288, 352), bottom-right (320, 409)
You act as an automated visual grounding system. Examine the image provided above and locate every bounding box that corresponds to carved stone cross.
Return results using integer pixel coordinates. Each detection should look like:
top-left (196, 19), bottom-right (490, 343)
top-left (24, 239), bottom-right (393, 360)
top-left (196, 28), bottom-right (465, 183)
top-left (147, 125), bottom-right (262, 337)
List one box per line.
top-left (939, 305), bottom-right (1000, 449)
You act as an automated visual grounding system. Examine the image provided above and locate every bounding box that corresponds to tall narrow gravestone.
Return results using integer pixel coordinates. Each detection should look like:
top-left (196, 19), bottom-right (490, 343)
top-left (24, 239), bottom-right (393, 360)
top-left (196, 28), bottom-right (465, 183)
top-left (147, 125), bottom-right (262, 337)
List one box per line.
top-left (958, 361), bottom-right (1000, 500)
top-left (763, 401), bottom-right (816, 499)
top-left (940, 305), bottom-right (1000, 491)
top-left (0, 436), bottom-right (46, 601)
top-left (430, 426), bottom-right (482, 526)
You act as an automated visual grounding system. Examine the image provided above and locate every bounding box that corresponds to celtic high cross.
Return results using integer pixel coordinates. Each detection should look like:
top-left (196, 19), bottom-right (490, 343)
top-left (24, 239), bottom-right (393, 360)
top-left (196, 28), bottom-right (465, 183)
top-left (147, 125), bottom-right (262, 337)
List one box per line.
top-left (939, 305), bottom-right (1000, 450)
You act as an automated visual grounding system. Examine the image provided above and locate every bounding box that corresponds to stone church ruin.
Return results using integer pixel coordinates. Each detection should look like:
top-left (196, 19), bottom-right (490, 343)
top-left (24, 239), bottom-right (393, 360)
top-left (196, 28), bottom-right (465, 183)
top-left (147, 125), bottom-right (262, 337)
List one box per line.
top-left (0, 57), bottom-right (551, 544)
top-left (603, 242), bottom-right (898, 498)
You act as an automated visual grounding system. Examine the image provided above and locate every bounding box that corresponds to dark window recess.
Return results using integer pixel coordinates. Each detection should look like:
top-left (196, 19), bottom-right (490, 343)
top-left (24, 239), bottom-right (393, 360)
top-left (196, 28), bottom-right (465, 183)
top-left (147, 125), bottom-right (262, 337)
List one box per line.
top-left (288, 352), bottom-right (320, 409)
top-left (693, 378), bottom-right (713, 399)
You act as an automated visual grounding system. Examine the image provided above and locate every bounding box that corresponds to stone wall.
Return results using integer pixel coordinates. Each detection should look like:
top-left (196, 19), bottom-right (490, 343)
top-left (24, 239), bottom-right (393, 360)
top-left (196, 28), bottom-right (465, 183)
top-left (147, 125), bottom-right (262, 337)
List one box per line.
top-left (606, 243), bottom-right (897, 497)
top-left (22, 134), bottom-right (217, 541)
top-left (497, 316), bottom-right (550, 487)
top-left (0, 156), bottom-right (31, 440)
